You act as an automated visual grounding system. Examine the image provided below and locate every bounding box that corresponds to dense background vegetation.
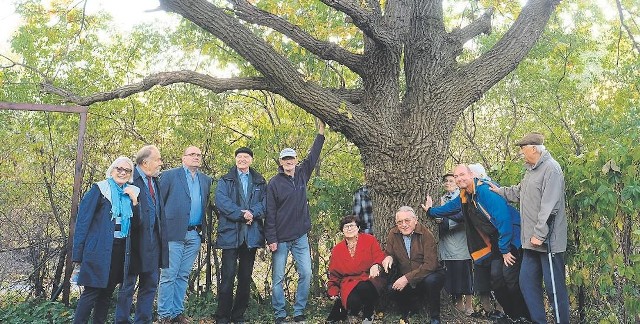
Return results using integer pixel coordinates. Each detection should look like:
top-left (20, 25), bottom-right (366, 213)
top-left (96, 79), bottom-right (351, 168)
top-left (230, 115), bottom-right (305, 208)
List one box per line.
top-left (0, 0), bottom-right (638, 322)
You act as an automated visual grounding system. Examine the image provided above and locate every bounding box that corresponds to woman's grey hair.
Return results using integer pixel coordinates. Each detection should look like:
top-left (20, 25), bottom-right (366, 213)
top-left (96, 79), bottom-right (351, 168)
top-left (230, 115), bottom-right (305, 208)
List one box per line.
top-left (396, 206), bottom-right (416, 217)
top-left (469, 163), bottom-right (491, 181)
top-left (106, 156), bottom-right (135, 183)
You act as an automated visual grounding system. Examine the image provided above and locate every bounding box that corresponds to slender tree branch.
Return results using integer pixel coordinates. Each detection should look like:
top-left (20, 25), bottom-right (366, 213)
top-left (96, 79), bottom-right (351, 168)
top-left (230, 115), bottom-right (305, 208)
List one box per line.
top-left (40, 71), bottom-right (276, 106)
top-left (615, 0), bottom-right (640, 54)
top-left (228, 0), bottom-right (365, 74)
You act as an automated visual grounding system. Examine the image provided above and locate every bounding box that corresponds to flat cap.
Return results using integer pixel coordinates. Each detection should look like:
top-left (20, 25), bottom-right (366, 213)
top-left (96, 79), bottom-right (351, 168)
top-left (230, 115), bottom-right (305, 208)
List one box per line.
top-left (235, 147), bottom-right (253, 157)
top-left (515, 132), bottom-right (544, 146)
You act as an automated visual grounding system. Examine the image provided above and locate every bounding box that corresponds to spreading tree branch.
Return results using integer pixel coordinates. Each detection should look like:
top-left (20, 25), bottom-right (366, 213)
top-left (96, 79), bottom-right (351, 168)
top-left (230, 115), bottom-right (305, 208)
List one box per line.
top-left (228, 0), bottom-right (365, 74)
top-left (40, 71), bottom-right (275, 106)
top-left (447, 0), bottom-right (560, 112)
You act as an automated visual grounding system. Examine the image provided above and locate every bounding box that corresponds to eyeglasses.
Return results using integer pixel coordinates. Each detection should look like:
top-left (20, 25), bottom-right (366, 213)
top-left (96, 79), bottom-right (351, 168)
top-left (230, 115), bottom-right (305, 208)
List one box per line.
top-left (281, 156), bottom-right (296, 161)
top-left (184, 153), bottom-right (202, 158)
top-left (395, 218), bottom-right (413, 226)
top-left (114, 167), bottom-right (132, 175)
top-left (343, 223), bottom-right (358, 230)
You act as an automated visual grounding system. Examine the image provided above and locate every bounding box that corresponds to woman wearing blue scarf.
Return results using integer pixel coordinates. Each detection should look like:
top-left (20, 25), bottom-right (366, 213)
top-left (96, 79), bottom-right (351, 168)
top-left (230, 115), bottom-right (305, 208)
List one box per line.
top-left (72, 156), bottom-right (140, 324)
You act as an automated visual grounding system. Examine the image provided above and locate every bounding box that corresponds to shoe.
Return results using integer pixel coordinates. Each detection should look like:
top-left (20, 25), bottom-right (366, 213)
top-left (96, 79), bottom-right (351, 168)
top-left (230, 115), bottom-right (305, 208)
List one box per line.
top-left (172, 314), bottom-right (190, 324)
top-left (362, 317), bottom-right (373, 324)
top-left (293, 314), bottom-right (306, 323)
top-left (430, 318), bottom-right (441, 324)
top-left (275, 317), bottom-right (287, 324)
top-left (400, 311), bottom-right (412, 324)
top-left (156, 318), bottom-right (172, 324)
top-left (512, 317), bottom-right (532, 324)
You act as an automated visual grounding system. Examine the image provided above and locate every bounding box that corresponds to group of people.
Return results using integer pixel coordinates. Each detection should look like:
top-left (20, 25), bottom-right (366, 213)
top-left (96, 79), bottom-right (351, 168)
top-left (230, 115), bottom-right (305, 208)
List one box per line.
top-left (71, 121), bottom-right (326, 324)
top-left (72, 145), bottom-right (212, 324)
top-left (71, 126), bottom-right (569, 324)
top-left (421, 132), bottom-right (570, 323)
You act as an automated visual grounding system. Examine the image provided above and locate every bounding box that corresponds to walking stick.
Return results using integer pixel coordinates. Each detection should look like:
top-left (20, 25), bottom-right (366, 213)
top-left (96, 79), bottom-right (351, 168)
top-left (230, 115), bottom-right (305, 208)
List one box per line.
top-left (546, 214), bottom-right (560, 324)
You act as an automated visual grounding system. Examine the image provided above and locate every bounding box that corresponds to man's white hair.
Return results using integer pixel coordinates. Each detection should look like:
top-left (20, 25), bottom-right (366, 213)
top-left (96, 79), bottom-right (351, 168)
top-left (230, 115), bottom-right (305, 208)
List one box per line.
top-left (396, 206), bottom-right (417, 218)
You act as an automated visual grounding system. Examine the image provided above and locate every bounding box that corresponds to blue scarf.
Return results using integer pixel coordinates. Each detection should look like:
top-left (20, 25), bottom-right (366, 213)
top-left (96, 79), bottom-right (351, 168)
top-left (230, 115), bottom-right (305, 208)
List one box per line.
top-left (108, 178), bottom-right (133, 237)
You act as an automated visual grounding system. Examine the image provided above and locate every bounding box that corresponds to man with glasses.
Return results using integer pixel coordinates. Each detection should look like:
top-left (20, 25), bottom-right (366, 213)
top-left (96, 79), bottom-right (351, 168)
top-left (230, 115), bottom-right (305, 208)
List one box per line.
top-left (156, 146), bottom-right (212, 323)
top-left (214, 147), bottom-right (267, 324)
top-left (381, 206), bottom-right (445, 324)
top-left (116, 145), bottom-right (168, 324)
top-left (265, 120), bottom-right (325, 324)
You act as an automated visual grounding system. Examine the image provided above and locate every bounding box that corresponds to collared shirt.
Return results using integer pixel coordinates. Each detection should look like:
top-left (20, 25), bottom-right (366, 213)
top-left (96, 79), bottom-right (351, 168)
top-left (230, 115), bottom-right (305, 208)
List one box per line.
top-left (402, 234), bottom-right (412, 258)
top-left (183, 166), bottom-right (203, 226)
top-left (237, 169), bottom-right (250, 198)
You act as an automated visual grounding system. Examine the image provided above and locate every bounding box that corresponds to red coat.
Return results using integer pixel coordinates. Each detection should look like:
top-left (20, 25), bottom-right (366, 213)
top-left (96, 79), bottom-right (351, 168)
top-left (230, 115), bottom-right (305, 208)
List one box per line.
top-left (327, 233), bottom-right (386, 308)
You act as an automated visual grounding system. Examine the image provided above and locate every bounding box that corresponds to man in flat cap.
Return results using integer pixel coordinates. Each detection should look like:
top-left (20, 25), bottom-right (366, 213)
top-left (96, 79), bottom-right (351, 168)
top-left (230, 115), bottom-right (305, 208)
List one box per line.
top-left (265, 120), bottom-right (326, 324)
top-left (214, 147), bottom-right (267, 323)
top-left (490, 133), bottom-right (570, 323)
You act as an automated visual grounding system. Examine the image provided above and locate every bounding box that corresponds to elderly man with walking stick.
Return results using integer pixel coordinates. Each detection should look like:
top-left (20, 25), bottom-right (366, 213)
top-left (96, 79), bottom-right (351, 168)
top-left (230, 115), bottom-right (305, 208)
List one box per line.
top-left (490, 133), bottom-right (570, 324)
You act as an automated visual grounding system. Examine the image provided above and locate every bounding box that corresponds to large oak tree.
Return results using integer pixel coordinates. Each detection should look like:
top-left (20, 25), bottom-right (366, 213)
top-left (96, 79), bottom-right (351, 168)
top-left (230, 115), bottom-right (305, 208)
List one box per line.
top-left (45, 0), bottom-right (560, 235)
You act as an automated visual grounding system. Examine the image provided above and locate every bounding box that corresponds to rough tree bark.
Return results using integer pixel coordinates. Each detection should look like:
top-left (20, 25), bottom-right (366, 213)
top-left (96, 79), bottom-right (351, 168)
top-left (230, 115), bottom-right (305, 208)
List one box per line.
top-left (42, 0), bottom-right (560, 237)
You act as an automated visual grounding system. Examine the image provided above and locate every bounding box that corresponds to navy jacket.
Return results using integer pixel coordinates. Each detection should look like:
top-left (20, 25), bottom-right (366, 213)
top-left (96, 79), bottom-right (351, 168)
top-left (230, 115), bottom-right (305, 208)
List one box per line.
top-left (72, 183), bottom-right (140, 288)
top-left (130, 168), bottom-right (169, 274)
top-left (215, 166), bottom-right (267, 249)
top-left (159, 167), bottom-right (212, 242)
top-left (265, 134), bottom-right (324, 244)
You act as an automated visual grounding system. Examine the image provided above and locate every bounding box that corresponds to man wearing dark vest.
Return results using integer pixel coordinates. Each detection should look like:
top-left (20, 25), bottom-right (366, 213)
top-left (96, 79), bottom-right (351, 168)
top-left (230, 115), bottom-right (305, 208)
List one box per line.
top-left (214, 147), bottom-right (267, 324)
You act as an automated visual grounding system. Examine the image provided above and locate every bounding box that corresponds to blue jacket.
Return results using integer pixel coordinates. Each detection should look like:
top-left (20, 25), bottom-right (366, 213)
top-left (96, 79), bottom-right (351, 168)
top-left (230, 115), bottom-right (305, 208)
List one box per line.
top-left (428, 178), bottom-right (521, 261)
top-left (130, 168), bottom-right (169, 274)
top-left (265, 134), bottom-right (325, 244)
top-left (215, 166), bottom-right (266, 249)
top-left (159, 167), bottom-right (212, 242)
top-left (72, 183), bottom-right (139, 288)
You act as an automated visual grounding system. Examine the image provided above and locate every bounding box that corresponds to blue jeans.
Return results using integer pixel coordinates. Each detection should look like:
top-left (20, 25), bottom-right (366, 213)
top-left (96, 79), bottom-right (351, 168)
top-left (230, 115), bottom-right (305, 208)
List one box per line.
top-left (520, 249), bottom-right (570, 324)
top-left (271, 234), bottom-right (312, 319)
top-left (157, 230), bottom-right (201, 319)
top-left (115, 268), bottom-right (159, 324)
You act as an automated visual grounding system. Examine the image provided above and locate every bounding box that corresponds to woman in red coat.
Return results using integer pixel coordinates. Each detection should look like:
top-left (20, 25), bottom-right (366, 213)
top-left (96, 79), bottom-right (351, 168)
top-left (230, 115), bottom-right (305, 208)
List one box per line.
top-left (327, 215), bottom-right (386, 323)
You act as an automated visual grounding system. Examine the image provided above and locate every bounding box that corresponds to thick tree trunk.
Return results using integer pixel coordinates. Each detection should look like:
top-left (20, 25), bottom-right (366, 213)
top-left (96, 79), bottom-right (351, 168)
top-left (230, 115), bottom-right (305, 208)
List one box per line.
top-left (359, 115), bottom-right (453, 239)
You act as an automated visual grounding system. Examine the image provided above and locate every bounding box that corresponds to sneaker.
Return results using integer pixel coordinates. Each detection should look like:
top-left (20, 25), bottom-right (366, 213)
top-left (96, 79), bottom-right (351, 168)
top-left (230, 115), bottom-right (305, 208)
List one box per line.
top-left (274, 317), bottom-right (287, 324)
top-left (156, 318), bottom-right (173, 324)
top-left (293, 314), bottom-right (306, 323)
top-left (362, 317), bottom-right (373, 324)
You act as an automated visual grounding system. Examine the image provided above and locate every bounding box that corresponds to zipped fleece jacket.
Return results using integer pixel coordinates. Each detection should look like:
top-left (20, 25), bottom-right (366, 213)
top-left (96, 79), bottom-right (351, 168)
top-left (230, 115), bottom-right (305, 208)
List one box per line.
top-left (428, 178), bottom-right (521, 263)
top-left (496, 151), bottom-right (567, 253)
top-left (265, 134), bottom-right (325, 244)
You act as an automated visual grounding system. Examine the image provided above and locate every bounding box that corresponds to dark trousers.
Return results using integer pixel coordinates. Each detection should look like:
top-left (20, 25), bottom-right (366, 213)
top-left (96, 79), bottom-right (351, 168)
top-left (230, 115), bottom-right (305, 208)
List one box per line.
top-left (346, 281), bottom-right (378, 319)
top-left (73, 239), bottom-right (125, 324)
top-left (520, 250), bottom-right (570, 324)
top-left (479, 248), bottom-right (530, 319)
top-left (390, 269), bottom-right (445, 319)
top-left (215, 243), bottom-right (257, 322)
